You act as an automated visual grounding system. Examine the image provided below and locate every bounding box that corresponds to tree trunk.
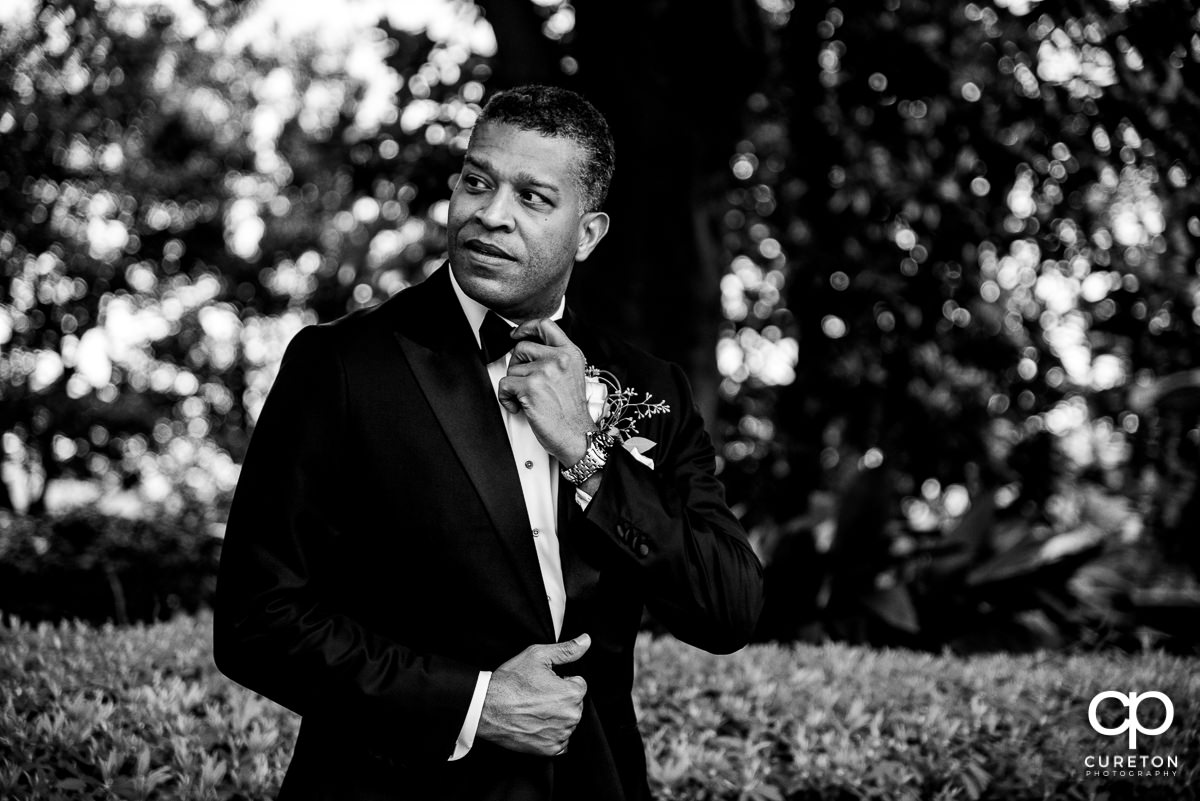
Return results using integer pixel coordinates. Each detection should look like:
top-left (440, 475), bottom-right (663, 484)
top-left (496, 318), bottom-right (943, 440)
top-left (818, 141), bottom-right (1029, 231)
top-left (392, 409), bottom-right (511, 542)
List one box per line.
top-left (477, 0), bottom-right (767, 428)
top-left (568, 0), bottom-right (766, 426)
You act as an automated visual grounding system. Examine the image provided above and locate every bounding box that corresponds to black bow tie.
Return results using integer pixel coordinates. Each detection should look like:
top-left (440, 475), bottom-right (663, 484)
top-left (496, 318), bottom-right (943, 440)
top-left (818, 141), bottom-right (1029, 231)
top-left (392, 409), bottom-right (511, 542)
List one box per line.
top-left (479, 311), bottom-right (516, 364)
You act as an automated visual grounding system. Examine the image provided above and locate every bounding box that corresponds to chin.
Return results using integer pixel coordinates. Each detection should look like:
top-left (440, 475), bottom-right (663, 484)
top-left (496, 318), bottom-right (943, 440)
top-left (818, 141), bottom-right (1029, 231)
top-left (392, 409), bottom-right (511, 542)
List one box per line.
top-left (451, 261), bottom-right (513, 305)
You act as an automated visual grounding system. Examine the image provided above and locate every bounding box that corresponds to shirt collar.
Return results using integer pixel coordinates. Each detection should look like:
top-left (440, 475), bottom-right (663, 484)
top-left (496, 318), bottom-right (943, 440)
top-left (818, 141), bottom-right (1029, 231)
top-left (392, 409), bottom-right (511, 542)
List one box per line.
top-left (448, 265), bottom-right (566, 348)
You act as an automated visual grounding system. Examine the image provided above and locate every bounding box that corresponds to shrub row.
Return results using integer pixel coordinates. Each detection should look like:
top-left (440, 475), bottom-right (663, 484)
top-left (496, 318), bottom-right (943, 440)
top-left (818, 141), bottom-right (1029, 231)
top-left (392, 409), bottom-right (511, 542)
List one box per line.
top-left (0, 615), bottom-right (1196, 800)
top-left (634, 638), bottom-right (1199, 800)
top-left (0, 511), bottom-right (219, 625)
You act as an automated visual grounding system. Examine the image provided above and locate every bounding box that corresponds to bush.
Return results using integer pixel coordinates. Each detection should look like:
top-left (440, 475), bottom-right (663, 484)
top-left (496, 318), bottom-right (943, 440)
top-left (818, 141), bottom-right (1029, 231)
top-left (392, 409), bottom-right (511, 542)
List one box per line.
top-left (0, 616), bottom-right (1196, 800)
top-left (636, 638), bottom-right (1199, 800)
top-left (0, 616), bottom-right (293, 800)
top-left (0, 511), bottom-right (220, 625)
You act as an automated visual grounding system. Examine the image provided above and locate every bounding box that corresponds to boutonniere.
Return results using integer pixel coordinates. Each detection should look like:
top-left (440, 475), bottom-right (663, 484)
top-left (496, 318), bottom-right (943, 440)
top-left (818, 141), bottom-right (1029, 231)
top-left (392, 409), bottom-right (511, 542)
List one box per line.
top-left (584, 366), bottom-right (670, 470)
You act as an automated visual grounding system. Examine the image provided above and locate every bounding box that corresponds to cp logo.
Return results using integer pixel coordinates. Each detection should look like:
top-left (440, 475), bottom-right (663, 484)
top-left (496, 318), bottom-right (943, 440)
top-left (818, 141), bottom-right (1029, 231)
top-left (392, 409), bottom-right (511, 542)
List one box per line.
top-left (1088, 691), bottom-right (1174, 749)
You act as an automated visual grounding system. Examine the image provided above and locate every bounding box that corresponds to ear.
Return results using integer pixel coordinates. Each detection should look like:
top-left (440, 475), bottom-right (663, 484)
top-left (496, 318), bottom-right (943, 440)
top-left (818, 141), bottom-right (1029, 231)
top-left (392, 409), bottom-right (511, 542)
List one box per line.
top-left (574, 211), bottom-right (610, 262)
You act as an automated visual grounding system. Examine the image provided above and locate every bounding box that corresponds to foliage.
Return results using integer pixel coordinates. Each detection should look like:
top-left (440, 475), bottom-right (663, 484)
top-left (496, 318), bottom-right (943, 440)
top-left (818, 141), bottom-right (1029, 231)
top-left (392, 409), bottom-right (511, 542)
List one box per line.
top-left (753, 460), bottom-right (1200, 654)
top-left (0, 0), bottom-right (491, 514)
top-left (1, 617), bottom-right (1197, 800)
top-left (715, 0), bottom-right (1200, 650)
top-left (0, 615), bottom-right (297, 800)
top-left (721, 0), bottom-right (1200, 507)
top-left (638, 635), bottom-right (1199, 801)
top-left (0, 509), bottom-right (219, 625)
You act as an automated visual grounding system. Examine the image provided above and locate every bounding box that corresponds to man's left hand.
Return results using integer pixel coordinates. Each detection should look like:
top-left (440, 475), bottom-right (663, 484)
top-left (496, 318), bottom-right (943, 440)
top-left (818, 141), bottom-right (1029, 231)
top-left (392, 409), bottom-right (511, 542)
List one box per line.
top-left (498, 319), bottom-right (593, 465)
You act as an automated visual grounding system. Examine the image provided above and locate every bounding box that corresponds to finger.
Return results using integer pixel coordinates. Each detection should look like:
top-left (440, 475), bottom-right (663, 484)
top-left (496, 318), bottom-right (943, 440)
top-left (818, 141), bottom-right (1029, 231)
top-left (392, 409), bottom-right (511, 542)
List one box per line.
top-left (502, 366), bottom-right (560, 396)
top-left (503, 361), bottom-right (536, 378)
top-left (565, 675), bottom-right (588, 697)
top-left (497, 377), bottom-right (524, 413)
top-left (545, 633), bottom-right (591, 666)
top-left (509, 340), bottom-right (558, 365)
top-left (513, 318), bottom-right (573, 348)
top-left (505, 357), bottom-right (575, 384)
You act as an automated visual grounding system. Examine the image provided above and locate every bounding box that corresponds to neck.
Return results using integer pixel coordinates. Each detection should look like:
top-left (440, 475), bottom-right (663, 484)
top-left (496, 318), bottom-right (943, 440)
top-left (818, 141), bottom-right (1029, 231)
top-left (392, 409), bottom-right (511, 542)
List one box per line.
top-left (502, 303), bottom-right (562, 326)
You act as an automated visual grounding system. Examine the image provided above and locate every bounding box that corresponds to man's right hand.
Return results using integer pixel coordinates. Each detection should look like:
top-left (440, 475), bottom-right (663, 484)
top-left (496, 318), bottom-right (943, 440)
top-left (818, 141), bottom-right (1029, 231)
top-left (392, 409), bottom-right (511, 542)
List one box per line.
top-left (476, 633), bottom-right (591, 756)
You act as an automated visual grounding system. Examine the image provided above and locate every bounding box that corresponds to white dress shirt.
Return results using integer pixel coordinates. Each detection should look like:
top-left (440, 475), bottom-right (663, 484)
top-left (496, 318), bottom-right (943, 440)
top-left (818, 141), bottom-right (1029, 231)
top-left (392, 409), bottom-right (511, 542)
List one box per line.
top-left (446, 268), bottom-right (568, 760)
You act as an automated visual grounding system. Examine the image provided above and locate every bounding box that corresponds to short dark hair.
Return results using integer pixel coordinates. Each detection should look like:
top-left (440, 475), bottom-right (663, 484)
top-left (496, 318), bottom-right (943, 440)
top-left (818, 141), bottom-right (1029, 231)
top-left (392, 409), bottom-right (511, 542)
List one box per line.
top-left (474, 85), bottom-right (615, 213)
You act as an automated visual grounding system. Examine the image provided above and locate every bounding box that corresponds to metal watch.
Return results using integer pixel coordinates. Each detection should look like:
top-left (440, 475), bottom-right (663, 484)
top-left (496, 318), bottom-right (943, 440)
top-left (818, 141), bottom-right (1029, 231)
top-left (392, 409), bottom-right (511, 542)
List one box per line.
top-left (561, 429), bottom-right (615, 486)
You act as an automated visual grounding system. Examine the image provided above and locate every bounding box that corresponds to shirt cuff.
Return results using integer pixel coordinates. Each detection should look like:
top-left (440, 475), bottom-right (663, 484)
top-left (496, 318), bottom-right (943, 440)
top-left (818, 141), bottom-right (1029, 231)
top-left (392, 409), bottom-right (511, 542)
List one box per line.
top-left (449, 670), bottom-right (492, 761)
top-left (574, 487), bottom-right (593, 509)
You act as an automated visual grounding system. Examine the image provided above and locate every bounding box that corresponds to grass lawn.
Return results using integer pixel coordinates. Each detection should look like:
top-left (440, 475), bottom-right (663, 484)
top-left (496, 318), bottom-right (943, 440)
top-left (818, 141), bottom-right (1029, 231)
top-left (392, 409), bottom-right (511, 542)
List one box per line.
top-left (0, 614), bottom-right (1196, 800)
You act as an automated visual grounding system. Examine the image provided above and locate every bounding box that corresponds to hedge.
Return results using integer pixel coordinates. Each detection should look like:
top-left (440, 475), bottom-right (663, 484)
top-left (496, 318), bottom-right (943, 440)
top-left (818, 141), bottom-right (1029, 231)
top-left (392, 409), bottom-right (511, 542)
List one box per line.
top-left (0, 511), bottom-right (220, 626)
top-left (0, 615), bottom-right (1196, 800)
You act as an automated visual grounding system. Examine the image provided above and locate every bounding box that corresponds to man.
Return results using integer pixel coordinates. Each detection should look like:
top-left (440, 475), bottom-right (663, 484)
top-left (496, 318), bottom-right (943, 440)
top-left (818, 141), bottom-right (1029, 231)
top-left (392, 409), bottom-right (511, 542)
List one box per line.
top-left (215, 85), bottom-right (763, 801)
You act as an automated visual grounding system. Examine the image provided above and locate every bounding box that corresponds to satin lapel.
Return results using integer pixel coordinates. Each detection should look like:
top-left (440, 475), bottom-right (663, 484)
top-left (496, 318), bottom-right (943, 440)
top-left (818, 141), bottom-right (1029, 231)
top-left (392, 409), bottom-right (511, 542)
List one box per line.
top-left (390, 267), bottom-right (555, 641)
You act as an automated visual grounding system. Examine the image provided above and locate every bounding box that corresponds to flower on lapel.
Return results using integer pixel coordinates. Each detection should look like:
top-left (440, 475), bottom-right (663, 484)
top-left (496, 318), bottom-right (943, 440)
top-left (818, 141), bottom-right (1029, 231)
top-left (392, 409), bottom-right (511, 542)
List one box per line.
top-left (584, 374), bottom-right (608, 423)
top-left (583, 365), bottom-right (669, 467)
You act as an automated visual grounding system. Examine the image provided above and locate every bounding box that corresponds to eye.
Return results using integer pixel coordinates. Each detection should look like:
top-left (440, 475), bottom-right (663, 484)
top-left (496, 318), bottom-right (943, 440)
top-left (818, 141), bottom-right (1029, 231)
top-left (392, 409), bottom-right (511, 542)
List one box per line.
top-left (462, 174), bottom-right (489, 191)
top-left (519, 189), bottom-right (550, 206)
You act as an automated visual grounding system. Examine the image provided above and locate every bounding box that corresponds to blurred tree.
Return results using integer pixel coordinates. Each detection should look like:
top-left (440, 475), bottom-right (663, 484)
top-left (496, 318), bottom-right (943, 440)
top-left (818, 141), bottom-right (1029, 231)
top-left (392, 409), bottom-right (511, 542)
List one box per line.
top-left (1, 0), bottom-right (253, 514)
top-left (725, 0), bottom-right (1200, 647)
top-left (0, 0), bottom-right (493, 515)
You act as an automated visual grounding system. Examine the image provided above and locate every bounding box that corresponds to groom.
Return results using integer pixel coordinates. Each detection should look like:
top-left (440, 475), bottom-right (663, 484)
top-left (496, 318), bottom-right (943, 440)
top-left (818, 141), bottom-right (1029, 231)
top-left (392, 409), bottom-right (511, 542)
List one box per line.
top-left (215, 85), bottom-right (763, 801)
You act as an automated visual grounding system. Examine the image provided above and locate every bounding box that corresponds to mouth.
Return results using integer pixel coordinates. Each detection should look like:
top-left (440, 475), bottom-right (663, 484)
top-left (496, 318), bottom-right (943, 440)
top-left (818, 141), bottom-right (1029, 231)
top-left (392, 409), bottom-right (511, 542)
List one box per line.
top-left (463, 239), bottom-right (515, 261)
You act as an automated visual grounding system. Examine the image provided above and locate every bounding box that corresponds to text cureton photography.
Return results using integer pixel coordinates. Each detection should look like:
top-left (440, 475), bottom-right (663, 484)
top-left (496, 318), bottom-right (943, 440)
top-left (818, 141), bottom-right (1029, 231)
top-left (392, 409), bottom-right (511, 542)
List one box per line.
top-left (1083, 754), bottom-right (1180, 779)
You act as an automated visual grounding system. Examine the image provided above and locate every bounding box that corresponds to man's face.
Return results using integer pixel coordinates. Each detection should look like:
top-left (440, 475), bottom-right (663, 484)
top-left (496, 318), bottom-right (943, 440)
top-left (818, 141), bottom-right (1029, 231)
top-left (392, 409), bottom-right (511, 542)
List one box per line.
top-left (447, 122), bottom-right (608, 323)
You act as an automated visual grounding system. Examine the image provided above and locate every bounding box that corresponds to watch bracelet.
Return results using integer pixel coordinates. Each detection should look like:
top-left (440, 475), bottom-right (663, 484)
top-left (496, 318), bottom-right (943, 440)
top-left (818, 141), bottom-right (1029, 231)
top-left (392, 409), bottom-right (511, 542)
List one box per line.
top-left (562, 429), bottom-right (615, 485)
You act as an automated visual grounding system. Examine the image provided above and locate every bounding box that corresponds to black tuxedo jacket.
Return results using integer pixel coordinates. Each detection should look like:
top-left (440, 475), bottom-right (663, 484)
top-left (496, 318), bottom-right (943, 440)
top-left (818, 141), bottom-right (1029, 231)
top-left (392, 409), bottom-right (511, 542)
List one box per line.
top-left (214, 265), bottom-right (764, 800)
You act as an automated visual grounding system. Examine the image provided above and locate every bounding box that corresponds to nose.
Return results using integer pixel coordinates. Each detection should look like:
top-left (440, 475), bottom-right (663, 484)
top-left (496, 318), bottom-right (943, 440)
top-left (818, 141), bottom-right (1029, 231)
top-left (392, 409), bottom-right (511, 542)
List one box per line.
top-left (475, 187), bottom-right (515, 231)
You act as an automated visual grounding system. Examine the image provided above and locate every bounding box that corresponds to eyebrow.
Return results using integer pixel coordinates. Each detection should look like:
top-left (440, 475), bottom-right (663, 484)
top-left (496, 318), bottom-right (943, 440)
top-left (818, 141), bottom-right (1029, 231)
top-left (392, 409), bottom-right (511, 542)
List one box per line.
top-left (464, 154), bottom-right (562, 196)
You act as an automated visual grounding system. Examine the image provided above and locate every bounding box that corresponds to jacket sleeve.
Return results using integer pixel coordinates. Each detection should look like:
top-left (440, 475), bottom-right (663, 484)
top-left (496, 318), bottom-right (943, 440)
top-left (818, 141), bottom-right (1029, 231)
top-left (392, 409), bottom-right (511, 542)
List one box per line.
top-left (213, 325), bottom-right (479, 764)
top-left (581, 363), bottom-right (764, 653)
